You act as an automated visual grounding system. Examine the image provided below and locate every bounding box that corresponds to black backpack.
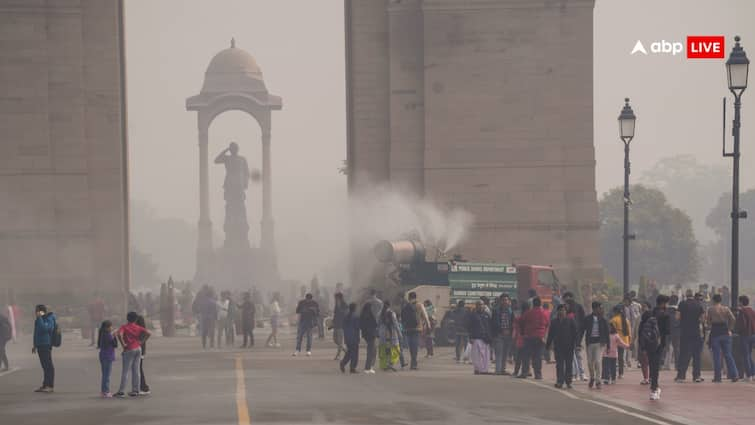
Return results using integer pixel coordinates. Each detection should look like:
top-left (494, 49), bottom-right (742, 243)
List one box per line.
top-left (640, 316), bottom-right (659, 351)
top-left (52, 321), bottom-right (62, 348)
top-left (401, 302), bottom-right (418, 330)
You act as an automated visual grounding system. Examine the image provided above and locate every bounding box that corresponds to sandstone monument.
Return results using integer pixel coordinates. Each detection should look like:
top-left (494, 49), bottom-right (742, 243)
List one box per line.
top-left (344, 0), bottom-right (603, 284)
top-left (0, 0), bottom-right (129, 310)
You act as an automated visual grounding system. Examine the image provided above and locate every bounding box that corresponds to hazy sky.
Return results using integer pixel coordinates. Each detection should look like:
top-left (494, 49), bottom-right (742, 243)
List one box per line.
top-left (125, 0), bottom-right (754, 282)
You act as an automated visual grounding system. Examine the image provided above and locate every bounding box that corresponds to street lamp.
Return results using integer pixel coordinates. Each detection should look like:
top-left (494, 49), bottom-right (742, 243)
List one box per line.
top-left (618, 98), bottom-right (636, 296)
top-left (725, 36), bottom-right (749, 308)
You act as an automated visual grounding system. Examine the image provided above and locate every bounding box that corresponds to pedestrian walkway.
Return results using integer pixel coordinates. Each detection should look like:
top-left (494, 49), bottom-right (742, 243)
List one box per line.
top-left (531, 358), bottom-right (755, 425)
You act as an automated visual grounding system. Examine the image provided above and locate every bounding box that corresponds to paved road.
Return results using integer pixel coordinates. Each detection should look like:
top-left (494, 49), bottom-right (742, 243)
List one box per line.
top-left (1, 330), bottom-right (688, 425)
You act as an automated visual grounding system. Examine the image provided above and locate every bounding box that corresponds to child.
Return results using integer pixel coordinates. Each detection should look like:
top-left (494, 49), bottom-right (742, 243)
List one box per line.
top-left (97, 320), bottom-right (117, 398)
top-left (602, 323), bottom-right (630, 384)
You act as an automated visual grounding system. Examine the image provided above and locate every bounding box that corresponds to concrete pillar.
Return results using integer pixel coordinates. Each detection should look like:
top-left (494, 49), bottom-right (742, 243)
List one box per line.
top-left (260, 128), bottom-right (274, 252)
top-left (388, 0), bottom-right (425, 196)
top-left (196, 122), bottom-right (213, 282)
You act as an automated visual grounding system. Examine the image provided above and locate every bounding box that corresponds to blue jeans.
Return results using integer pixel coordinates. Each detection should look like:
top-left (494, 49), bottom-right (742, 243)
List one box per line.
top-left (406, 331), bottom-right (420, 369)
top-left (296, 323), bottom-right (313, 352)
top-left (711, 334), bottom-right (738, 380)
top-left (494, 335), bottom-right (513, 373)
top-left (742, 334), bottom-right (755, 378)
top-left (117, 348), bottom-right (141, 394)
top-left (100, 358), bottom-right (113, 393)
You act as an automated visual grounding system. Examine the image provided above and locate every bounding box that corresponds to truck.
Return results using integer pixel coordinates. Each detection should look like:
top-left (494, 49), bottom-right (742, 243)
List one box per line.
top-left (374, 239), bottom-right (560, 345)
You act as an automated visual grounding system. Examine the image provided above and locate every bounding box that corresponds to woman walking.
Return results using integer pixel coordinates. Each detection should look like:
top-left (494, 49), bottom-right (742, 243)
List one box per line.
top-left (378, 301), bottom-right (400, 372)
top-left (265, 294), bottom-right (281, 348)
top-left (332, 293), bottom-right (348, 360)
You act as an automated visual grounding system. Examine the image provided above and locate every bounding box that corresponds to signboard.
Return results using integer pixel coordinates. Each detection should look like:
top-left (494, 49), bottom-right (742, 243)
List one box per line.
top-left (448, 263), bottom-right (518, 304)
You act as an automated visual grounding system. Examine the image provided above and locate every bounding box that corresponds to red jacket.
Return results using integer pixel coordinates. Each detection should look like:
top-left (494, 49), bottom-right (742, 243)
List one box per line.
top-left (520, 307), bottom-right (550, 339)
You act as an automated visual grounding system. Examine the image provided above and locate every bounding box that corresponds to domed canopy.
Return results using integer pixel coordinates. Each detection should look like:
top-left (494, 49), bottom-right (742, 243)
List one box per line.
top-left (201, 39), bottom-right (267, 94)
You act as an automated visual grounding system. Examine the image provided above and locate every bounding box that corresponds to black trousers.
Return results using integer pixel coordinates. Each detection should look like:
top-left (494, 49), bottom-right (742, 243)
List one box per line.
top-left (521, 338), bottom-right (544, 378)
top-left (618, 347), bottom-right (625, 376)
top-left (242, 325), bottom-right (254, 347)
top-left (555, 348), bottom-right (574, 384)
top-left (676, 335), bottom-right (703, 380)
top-left (340, 341), bottom-right (359, 371)
top-left (140, 358), bottom-right (149, 392)
top-left (37, 345), bottom-right (54, 388)
top-left (0, 339), bottom-right (8, 369)
top-left (646, 349), bottom-right (662, 391)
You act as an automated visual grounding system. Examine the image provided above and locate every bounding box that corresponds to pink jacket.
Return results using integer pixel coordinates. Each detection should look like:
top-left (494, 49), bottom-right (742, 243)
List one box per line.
top-left (603, 333), bottom-right (630, 358)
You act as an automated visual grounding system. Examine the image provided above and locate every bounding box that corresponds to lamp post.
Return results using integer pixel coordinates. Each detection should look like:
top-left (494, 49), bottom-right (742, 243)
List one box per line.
top-left (618, 98), bottom-right (636, 296)
top-left (725, 36), bottom-right (749, 309)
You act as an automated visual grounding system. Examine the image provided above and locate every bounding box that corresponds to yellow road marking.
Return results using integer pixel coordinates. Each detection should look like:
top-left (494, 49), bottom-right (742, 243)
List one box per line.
top-left (235, 355), bottom-right (251, 425)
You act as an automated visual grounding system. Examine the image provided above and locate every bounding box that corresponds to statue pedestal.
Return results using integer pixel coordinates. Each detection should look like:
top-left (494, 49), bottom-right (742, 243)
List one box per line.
top-left (212, 245), bottom-right (279, 289)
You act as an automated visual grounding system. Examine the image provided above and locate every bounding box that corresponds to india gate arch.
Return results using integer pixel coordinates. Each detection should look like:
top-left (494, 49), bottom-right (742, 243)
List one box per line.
top-left (186, 39), bottom-right (282, 287)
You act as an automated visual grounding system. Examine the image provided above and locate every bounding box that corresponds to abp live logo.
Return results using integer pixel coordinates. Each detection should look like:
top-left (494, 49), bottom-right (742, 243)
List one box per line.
top-left (687, 36), bottom-right (724, 59)
top-left (630, 36), bottom-right (724, 59)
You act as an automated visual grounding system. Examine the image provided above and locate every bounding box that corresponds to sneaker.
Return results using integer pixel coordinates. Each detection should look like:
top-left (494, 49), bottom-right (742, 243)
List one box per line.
top-left (674, 378), bottom-right (686, 383)
top-left (640, 379), bottom-right (649, 385)
top-left (365, 369), bottom-right (376, 374)
top-left (566, 383), bottom-right (573, 389)
top-left (41, 387), bottom-right (54, 393)
top-left (139, 390), bottom-right (151, 395)
top-left (649, 390), bottom-right (659, 401)
top-left (128, 391), bottom-right (139, 397)
top-left (603, 379), bottom-right (609, 385)
top-left (292, 351), bottom-right (299, 357)
top-left (34, 387), bottom-right (46, 393)
top-left (694, 377), bottom-right (704, 383)
top-left (114, 392), bottom-right (126, 398)
top-left (580, 375), bottom-right (588, 382)
top-left (731, 377), bottom-right (739, 383)
top-left (102, 392), bottom-right (113, 398)
top-left (306, 351), bottom-right (312, 357)
top-left (554, 383), bottom-right (563, 389)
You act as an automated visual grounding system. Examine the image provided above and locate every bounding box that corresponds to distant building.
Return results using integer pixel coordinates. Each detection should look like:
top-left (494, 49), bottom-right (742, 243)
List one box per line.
top-left (345, 0), bottom-right (603, 284)
top-left (0, 1), bottom-right (128, 310)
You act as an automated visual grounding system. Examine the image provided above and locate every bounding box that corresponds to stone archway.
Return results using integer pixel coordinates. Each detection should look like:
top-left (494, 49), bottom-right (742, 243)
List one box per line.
top-left (186, 39), bottom-right (282, 286)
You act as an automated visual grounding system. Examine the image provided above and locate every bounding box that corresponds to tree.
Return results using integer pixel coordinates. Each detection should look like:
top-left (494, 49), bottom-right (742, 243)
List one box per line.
top-left (705, 189), bottom-right (755, 285)
top-left (640, 155), bottom-right (729, 243)
top-left (599, 185), bottom-right (699, 287)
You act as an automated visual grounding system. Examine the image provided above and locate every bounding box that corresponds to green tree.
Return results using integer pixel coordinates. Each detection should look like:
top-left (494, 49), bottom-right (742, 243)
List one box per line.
top-left (600, 185), bottom-right (699, 287)
top-left (640, 155), bottom-right (729, 243)
top-left (705, 189), bottom-right (755, 284)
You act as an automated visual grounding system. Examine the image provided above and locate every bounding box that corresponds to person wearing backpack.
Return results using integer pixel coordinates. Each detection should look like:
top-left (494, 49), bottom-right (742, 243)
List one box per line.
top-left (401, 292), bottom-right (430, 371)
top-left (639, 295), bottom-right (671, 400)
top-left (293, 293), bottom-right (319, 357)
top-left (32, 304), bottom-right (57, 393)
top-left (0, 312), bottom-right (12, 371)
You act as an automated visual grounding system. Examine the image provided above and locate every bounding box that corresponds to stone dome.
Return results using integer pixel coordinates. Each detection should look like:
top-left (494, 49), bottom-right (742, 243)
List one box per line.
top-left (201, 39), bottom-right (267, 94)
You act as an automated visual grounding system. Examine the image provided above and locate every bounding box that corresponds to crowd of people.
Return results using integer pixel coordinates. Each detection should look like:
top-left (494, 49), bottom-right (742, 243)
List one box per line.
top-left (295, 286), bottom-right (755, 403)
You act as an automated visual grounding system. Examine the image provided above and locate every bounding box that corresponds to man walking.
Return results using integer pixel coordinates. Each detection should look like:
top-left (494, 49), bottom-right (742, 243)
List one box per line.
top-left (452, 300), bottom-right (469, 364)
top-left (293, 293), bottom-right (319, 356)
top-left (339, 303), bottom-right (361, 374)
top-left (706, 293), bottom-right (738, 382)
top-left (546, 304), bottom-right (578, 388)
top-left (675, 290), bottom-right (705, 383)
top-left (640, 295), bottom-right (670, 400)
top-left (517, 297), bottom-right (549, 380)
top-left (32, 305), bottom-right (57, 393)
top-left (401, 292), bottom-right (430, 371)
top-left (491, 294), bottom-right (515, 374)
top-left (563, 292), bottom-right (586, 381)
top-left (581, 301), bottom-right (608, 389)
top-left (735, 295), bottom-right (755, 381)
